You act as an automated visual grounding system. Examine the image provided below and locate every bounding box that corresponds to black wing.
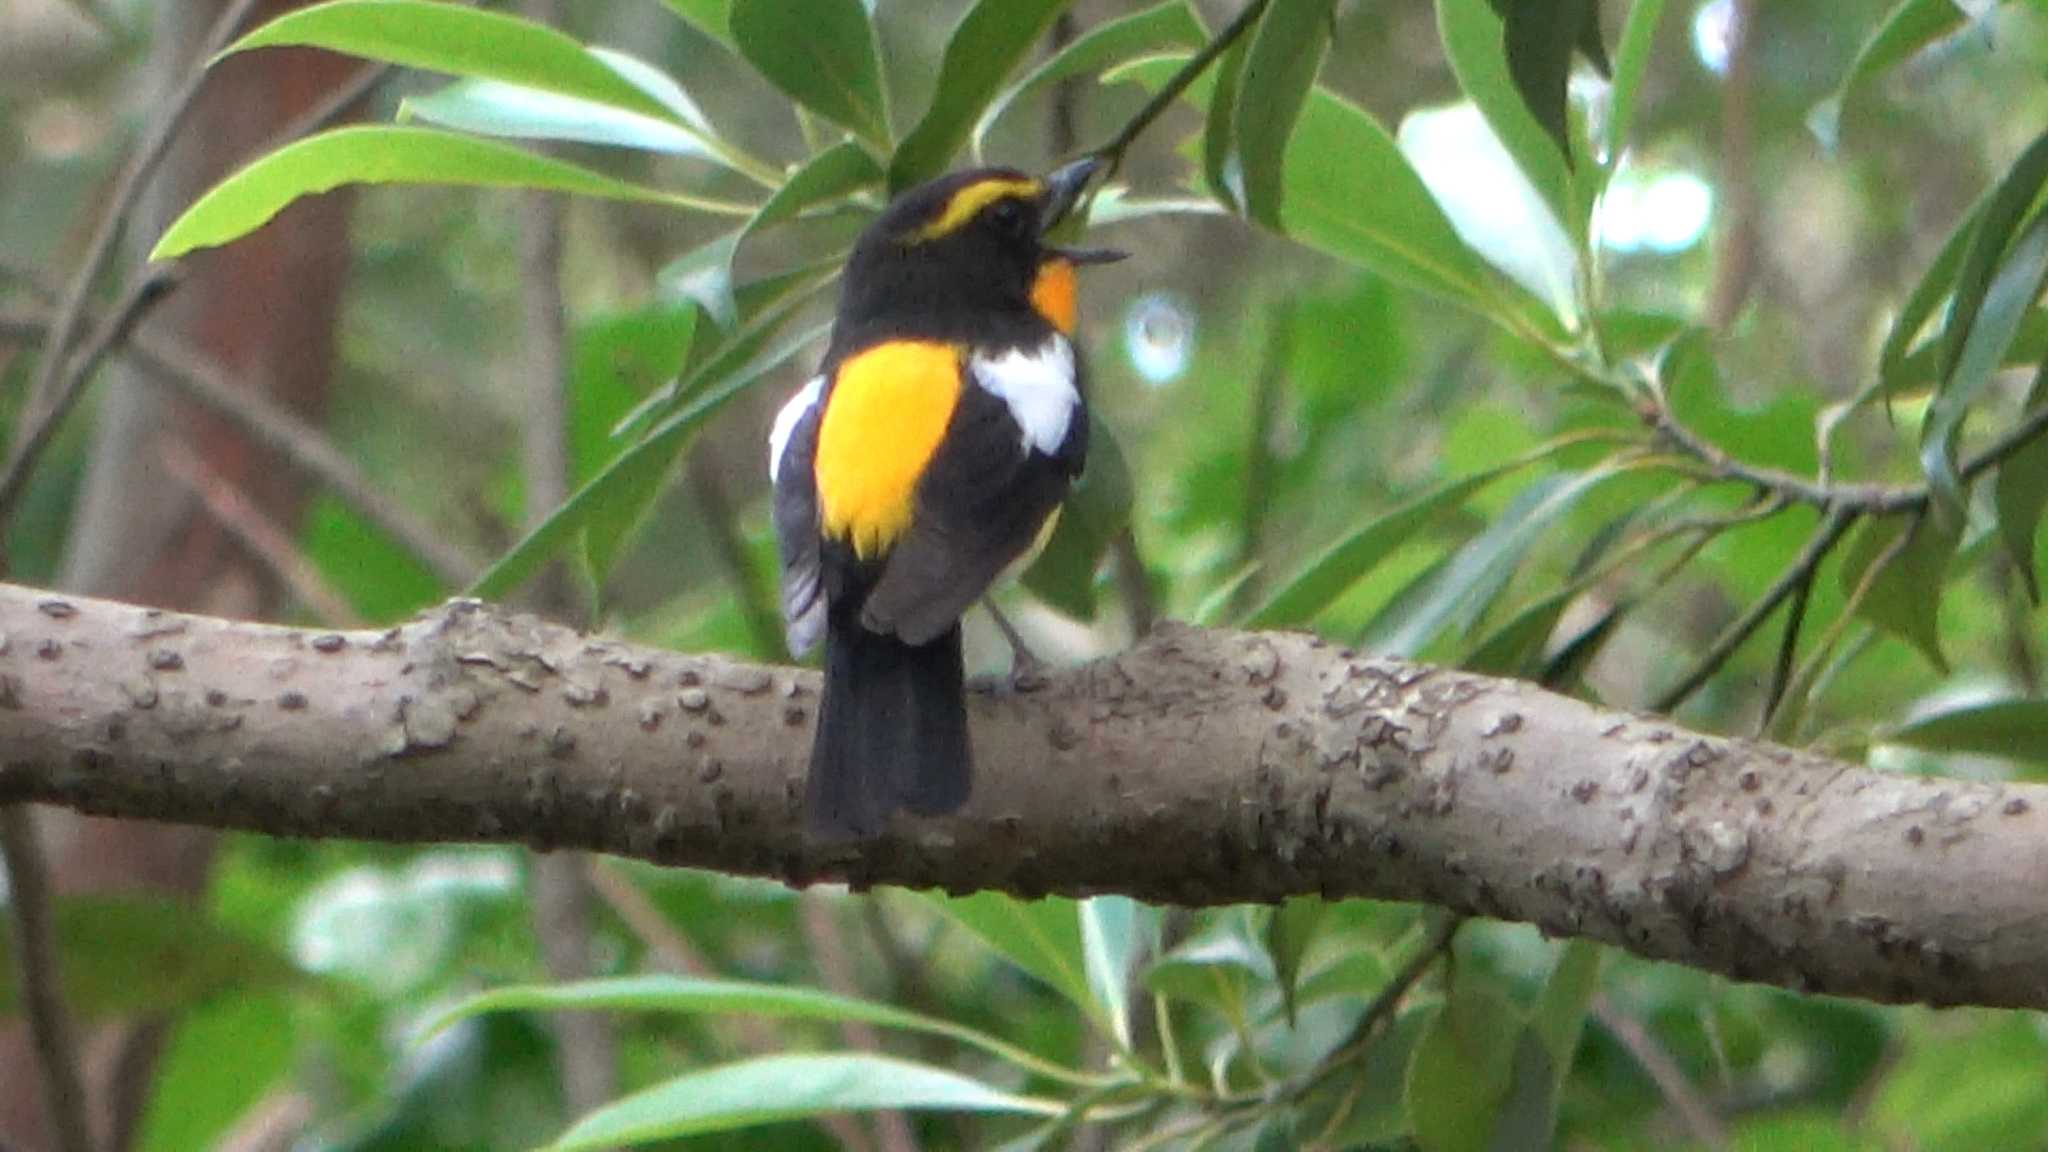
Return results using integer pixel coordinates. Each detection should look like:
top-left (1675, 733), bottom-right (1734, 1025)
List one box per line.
top-left (771, 379), bottom-right (827, 655)
top-left (859, 372), bottom-right (1084, 646)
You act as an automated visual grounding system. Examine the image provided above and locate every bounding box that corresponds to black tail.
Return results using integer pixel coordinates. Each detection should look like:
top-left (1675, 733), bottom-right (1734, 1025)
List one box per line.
top-left (805, 603), bottom-right (970, 841)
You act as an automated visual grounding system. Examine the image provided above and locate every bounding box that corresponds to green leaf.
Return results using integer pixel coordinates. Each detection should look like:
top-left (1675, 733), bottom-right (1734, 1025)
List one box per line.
top-left (730, 0), bottom-right (890, 148)
top-left (1202, 36), bottom-right (1251, 211)
top-left (1531, 940), bottom-right (1602, 1069)
top-left (151, 126), bottom-right (746, 261)
top-left (1870, 1013), bottom-right (2048, 1152)
top-left (1144, 928), bottom-right (1274, 1009)
top-left (1398, 101), bottom-right (1580, 324)
top-left (1369, 464), bottom-right (1635, 659)
top-left (1605, 0), bottom-right (1669, 164)
top-left (1234, 0), bottom-right (1338, 227)
top-left (667, 141), bottom-right (881, 329)
top-left (0, 896), bottom-right (298, 1020)
top-left (1406, 985), bottom-right (1521, 1152)
top-left (1108, 55), bottom-right (1498, 310)
top-left (1807, 0), bottom-right (1971, 149)
top-left (925, 892), bottom-right (1096, 1022)
top-left (421, 973), bottom-right (1071, 1078)
top-left (1301, 1007), bottom-right (1431, 1147)
top-left (1022, 413), bottom-right (1134, 618)
top-left (1437, 0), bottom-right (1572, 226)
top-left (1500, 0), bottom-right (1600, 167)
top-left (570, 305), bottom-right (697, 486)
top-left (890, 0), bottom-right (1070, 191)
top-left (224, 1), bottom-right (679, 123)
top-left (1921, 209), bottom-right (2048, 514)
top-left (470, 316), bottom-right (830, 599)
top-left (1079, 896), bottom-right (1152, 1048)
top-left (1995, 359), bottom-right (2048, 596)
top-left (663, 0), bottom-right (734, 48)
top-left (1838, 513), bottom-right (1960, 673)
top-left (1266, 896), bottom-right (1325, 1027)
top-left (973, 0), bottom-right (1206, 157)
top-left (1873, 196), bottom-right (1985, 407)
top-left (1245, 447), bottom-right (1559, 628)
top-left (1459, 585), bottom-right (1574, 676)
top-left (301, 494), bottom-right (444, 621)
top-left (1880, 698), bottom-right (2048, 767)
top-left (402, 79), bottom-right (717, 159)
top-left (547, 1054), bottom-right (1057, 1150)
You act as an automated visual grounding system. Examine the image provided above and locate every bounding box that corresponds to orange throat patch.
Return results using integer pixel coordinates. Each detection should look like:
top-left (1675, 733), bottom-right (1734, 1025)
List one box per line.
top-left (814, 340), bottom-right (964, 560)
top-left (1030, 258), bottom-right (1078, 336)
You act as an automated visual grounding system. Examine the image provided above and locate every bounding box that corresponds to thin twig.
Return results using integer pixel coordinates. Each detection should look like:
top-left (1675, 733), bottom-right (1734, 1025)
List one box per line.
top-left (26, 0), bottom-right (258, 425)
top-left (1297, 912), bottom-right (1462, 1100)
top-left (0, 267), bottom-right (176, 533)
top-left (1754, 560), bottom-right (1814, 736)
top-left (159, 441), bottom-right (362, 628)
top-left (1089, 0), bottom-right (1274, 173)
top-left (1593, 995), bottom-right (1730, 1150)
top-left (0, 807), bottom-right (95, 1152)
top-left (254, 62), bottom-right (390, 158)
top-left (0, 305), bottom-right (480, 587)
top-left (1652, 507), bottom-right (1855, 714)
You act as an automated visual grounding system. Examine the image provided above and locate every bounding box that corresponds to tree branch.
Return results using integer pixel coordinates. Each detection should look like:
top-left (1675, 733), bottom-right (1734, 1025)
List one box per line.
top-left (0, 583), bottom-right (2043, 1009)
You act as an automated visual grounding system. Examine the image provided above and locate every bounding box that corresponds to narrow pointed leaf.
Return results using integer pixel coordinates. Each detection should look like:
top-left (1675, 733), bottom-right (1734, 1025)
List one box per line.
top-left (1246, 451), bottom-right (1551, 628)
top-left (1202, 36), bottom-right (1251, 211)
top-left (1882, 698), bottom-right (2048, 767)
top-left (1605, 0), bottom-right (1668, 164)
top-left (973, 0), bottom-right (1206, 156)
top-left (1079, 896), bottom-right (1152, 1047)
top-left (891, 0), bottom-right (1071, 191)
top-left (731, 0), bottom-right (890, 147)
top-left (1022, 413), bottom-right (1133, 618)
top-left (1838, 513), bottom-right (1960, 673)
top-left (152, 126), bottom-right (746, 261)
top-left (1108, 55), bottom-right (1502, 310)
top-left (1920, 211), bottom-right (2048, 514)
top-left (926, 892), bottom-right (1097, 1023)
top-left (224, 1), bottom-right (677, 123)
top-left (1438, 0), bottom-right (1572, 223)
top-left (1234, 0), bottom-right (1338, 227)
top-left (1872, 195), bottom-right (1984, 406)
top-left (1503, 0), bottom-right (1598, 161)
top-left (401, 80), bottom-right (717, 158)
top-left (1808, 0), bottom-right (1971, 149)
top-left (663, 0), bottom-right (734, 48)
top-left (1994, 360), bottom-right (2048, 597)
top-left (1369, 464), bottom-right (1636, 658)
top-left (1267, 895), bottom-right (1325, 1027)
top-left (470, 318), bottom-right (830, 599)
top-left (548, 1054), bottom-right (1057, 1150)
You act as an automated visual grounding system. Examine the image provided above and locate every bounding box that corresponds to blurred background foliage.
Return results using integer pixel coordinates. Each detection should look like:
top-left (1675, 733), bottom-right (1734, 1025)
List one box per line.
top-left (4, 0), bottom-right (2048, 1148)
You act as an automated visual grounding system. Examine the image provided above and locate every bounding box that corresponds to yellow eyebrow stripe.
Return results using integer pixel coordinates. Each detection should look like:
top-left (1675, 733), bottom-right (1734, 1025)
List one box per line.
top-left (911, 177), bottom-right (1042, 242)
top-left (815, 340), bottom-right (964, 560)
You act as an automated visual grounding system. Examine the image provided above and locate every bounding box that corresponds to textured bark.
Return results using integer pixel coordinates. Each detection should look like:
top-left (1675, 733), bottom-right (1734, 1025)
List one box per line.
top-left (0, 584), bottom-right (2043, 1011)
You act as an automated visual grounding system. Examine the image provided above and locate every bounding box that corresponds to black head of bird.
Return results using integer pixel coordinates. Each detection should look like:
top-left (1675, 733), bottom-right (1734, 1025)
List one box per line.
top-left (834, 156), bottom-right (1120, 342)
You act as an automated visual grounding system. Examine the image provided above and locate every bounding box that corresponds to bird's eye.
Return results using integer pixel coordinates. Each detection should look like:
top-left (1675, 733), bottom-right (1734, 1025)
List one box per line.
top-left (988, 198), bottom-right (1032, 237)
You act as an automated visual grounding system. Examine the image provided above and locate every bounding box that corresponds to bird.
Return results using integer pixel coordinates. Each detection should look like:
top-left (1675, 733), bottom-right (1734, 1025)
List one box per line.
top-left (768, 157), bottom-right (1121, 841)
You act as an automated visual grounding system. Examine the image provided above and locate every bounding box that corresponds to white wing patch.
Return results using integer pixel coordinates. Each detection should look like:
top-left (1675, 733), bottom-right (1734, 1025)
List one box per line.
top-left (972, 337), bottom-right (1077, 455)
top-left (767, 376), bottom-right (823, 483)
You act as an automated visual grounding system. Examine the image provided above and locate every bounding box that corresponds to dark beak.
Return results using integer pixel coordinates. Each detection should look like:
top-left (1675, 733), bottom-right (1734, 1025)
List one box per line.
top-left (1040, 156), bottom-right (1104, 233)
top-left (1039, 156), bottom-right (1128, 265)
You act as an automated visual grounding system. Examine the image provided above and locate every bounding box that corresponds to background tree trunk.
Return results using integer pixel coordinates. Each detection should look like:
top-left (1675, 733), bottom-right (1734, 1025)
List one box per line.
top-left (0, 2), bottom-right (358, 1146)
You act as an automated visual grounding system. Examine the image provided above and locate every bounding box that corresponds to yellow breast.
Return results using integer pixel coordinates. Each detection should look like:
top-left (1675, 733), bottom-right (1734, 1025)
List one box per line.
top-left (815, 340), bottom-right (964, 560)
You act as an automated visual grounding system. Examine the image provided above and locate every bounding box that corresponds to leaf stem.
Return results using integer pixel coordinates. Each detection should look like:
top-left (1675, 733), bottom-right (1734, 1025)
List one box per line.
top-left (1089, 0), bottom-right (1275, 173)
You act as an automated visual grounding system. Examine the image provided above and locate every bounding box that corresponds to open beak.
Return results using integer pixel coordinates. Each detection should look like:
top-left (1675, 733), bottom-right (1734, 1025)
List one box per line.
top-left (1039, 155), bottom-right (1128, 265)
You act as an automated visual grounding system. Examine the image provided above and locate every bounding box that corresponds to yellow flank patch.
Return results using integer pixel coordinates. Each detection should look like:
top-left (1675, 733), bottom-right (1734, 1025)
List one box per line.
top-left (1030, 257), bottom-right (1077, 335)
top-left (816, 340), bottom-right (964, 560)
top-left (912, 177), bottom-right (1042, 242)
